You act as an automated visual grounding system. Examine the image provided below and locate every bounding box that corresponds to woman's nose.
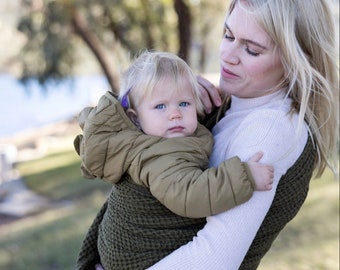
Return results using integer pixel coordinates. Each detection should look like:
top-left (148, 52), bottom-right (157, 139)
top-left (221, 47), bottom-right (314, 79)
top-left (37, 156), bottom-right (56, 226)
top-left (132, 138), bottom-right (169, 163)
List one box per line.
top-left (220, 40), bottom-right (240, 65)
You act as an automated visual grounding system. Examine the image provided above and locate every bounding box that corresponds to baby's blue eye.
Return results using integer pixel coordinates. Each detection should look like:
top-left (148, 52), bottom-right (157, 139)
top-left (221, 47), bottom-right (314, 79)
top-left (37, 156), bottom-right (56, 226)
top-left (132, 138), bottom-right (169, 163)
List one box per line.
top-left (155, 104), bottom-right (166, 109)
top-left (179, 101), bottom-right (190, 107)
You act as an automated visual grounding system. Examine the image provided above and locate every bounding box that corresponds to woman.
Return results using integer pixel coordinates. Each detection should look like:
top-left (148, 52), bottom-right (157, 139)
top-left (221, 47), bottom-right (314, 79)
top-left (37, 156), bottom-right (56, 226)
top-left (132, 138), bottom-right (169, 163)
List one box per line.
top-left (147, 0), bottom-right (338, 269)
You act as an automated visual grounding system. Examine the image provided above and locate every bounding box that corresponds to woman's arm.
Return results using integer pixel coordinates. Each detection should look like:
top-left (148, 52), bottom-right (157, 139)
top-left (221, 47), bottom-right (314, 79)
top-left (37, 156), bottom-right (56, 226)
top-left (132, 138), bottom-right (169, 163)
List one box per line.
top-left (147, 110), bottom-right (308, 270)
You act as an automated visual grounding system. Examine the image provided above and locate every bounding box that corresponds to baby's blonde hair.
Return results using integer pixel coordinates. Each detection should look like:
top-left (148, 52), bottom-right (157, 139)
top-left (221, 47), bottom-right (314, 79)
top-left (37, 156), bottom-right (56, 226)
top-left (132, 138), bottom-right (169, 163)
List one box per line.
top-left (118, 50), bottom-right (205, 116)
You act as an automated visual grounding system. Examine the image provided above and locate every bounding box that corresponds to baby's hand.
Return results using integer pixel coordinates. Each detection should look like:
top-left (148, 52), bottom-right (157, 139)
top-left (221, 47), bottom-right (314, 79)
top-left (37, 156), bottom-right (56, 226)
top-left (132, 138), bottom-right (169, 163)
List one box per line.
top-left (95, 264), bottom-right (105, 270)
top-left (247, 152), bottom-right (274, 191)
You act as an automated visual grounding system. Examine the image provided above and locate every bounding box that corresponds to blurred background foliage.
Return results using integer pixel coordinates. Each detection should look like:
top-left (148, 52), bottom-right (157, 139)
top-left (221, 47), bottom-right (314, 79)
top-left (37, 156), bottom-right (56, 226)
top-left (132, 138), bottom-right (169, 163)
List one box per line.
top-left (0, 0), bottom-right (338, 269)
top-left (16, 0), bottom-right (227, 92)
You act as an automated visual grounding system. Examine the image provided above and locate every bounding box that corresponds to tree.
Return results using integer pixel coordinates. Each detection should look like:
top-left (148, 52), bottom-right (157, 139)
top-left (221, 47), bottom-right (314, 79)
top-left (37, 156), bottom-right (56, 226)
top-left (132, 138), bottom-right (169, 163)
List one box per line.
top-left (17, 0), bottom-right (225, 93)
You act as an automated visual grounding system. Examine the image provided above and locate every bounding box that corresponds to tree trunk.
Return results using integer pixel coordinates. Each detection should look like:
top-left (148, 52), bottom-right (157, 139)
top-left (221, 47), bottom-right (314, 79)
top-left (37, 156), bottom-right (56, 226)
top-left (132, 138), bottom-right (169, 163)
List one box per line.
top-left (174, 0), bottom-right (191, 63)
top-left (71, 9), bottom-right (119, 93)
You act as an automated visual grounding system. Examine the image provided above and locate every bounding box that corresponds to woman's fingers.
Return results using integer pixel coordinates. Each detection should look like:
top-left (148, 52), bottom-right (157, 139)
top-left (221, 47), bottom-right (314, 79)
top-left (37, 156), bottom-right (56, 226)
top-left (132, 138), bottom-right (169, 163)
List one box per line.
top-left (197, 75), bottom-right (222, 114)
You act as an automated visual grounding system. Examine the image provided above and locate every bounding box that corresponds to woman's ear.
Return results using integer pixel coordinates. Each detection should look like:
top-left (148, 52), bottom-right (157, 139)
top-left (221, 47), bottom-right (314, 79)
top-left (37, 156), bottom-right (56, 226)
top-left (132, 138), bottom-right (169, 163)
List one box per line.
top-left (126, 108), bottom-right (141, 129)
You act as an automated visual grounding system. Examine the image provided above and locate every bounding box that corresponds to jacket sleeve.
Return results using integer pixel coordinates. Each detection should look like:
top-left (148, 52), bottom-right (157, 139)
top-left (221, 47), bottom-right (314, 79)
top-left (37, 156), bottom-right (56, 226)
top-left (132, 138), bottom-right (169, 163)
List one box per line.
top-left (73, 91), bottom-right (163, 183)
top-left (129, 126), bottom-right (256, 218)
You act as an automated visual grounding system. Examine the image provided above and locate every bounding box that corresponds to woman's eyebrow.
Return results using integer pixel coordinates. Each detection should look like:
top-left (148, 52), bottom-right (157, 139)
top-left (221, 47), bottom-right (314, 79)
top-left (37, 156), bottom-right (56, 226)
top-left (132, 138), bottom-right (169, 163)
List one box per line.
top-left (224, 22), bottom-right (268, 50)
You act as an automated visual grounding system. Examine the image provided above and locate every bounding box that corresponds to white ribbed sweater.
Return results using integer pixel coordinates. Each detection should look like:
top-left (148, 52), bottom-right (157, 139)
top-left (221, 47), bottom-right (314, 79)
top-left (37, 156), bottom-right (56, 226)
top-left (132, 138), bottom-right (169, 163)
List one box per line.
top-left (148, 90), bottom-right (308, 270)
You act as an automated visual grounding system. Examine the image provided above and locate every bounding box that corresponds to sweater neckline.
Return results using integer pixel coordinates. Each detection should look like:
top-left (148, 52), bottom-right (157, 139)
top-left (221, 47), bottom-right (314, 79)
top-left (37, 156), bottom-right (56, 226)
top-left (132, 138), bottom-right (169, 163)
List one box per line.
top-left (228, 90), bottom-right (287, 113)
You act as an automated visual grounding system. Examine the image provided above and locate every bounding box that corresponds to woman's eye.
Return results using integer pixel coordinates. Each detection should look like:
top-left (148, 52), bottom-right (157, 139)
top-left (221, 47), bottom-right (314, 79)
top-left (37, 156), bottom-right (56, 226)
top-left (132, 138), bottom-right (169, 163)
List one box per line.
top-left (224, 28), bottom-right (234, 41)
top-left (155, 104), bottom-right (166, 110)
top-left (224, 33), bottom-right (235, 41)
top-left (179, 101), bottom-right (190, 107)
top-left (246, 47), bottom-right (260, 56)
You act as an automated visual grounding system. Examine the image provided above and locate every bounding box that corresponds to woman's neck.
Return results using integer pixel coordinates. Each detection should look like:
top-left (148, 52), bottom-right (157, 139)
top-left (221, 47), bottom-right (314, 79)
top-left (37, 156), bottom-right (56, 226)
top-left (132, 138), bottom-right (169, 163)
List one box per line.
top-left (229, 91), bottom-right (287, 113)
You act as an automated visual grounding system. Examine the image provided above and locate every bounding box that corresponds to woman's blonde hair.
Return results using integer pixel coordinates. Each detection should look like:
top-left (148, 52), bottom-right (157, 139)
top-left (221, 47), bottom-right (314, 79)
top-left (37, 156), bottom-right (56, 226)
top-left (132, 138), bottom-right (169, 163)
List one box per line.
top-left (228, 0), bottom-right (339, 177)
top-left (118, 50), bottom-right (205, 116)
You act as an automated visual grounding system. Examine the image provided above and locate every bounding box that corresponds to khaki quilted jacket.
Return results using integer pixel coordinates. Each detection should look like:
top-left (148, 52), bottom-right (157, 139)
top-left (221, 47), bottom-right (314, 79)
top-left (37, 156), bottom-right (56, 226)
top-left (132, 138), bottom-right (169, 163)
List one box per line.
top-left (74, 91), bottom-right (255, 218)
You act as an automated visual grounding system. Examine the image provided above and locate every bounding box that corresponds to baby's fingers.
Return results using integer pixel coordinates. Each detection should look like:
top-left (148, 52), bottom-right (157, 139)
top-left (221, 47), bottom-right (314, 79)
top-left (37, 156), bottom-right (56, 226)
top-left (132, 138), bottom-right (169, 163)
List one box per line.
top-left (264, 165), bottom-right (274, 190)
top-left (248, 151), bottom-right (264, 162)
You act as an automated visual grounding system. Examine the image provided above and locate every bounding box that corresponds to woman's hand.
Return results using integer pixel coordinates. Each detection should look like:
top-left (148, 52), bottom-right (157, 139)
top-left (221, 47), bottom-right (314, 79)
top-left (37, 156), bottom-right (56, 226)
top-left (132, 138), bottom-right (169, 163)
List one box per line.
top-left (197, 75), bottom-right (222, 114)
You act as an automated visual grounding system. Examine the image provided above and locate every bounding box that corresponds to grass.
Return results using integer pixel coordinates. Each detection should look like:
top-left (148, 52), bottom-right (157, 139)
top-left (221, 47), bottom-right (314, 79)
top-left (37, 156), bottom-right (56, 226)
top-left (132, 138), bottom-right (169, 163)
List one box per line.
top-left (0, 136), bottom-right (339, 270)
top-left (17, 149), bottom-right (110, 201)
top-left (260, 169), bottom-right (339, 270)
top-left (0, 136), bottom-right (112, 270)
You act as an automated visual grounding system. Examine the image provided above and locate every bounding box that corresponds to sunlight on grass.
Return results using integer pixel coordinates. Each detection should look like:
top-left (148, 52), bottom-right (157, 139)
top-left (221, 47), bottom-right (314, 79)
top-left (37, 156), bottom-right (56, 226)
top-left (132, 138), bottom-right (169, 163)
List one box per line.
top-left (17, 149), bottom-right (79, 177)
top-left (259, 171), bottom-right (339, 270)
top-left (0, 192), bottom-right (108, 270)
top-left (16, 149), bottom-right (111, 201)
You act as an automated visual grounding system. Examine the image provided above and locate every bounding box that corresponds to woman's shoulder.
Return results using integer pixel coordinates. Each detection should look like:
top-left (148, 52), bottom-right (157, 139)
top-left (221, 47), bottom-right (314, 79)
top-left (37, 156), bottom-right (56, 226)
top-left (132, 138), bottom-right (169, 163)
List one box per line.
top-left (241, 108), bottom-right (303, 137)
top-left (231, 108), bottom-right (308, 166)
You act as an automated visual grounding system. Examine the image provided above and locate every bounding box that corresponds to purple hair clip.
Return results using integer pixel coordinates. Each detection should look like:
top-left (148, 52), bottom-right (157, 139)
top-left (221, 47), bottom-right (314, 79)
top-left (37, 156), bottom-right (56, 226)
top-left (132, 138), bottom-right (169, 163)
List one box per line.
top-left (121, 88), bottom-right (131, 109)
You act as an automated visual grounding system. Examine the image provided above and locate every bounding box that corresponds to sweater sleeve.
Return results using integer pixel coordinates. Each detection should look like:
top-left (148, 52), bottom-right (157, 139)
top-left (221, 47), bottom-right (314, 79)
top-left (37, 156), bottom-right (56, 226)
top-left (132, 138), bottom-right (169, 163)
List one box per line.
top-left (129, 125), bottom-right (256, 218)
top-left (147, 109), bottom-right (308, 270)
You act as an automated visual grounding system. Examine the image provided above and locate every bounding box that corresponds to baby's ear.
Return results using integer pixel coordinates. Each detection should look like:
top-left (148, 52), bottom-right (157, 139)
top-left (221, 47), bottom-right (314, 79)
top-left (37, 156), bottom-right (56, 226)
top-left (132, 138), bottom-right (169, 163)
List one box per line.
top-left (126, 108), bottom-right (141, 129)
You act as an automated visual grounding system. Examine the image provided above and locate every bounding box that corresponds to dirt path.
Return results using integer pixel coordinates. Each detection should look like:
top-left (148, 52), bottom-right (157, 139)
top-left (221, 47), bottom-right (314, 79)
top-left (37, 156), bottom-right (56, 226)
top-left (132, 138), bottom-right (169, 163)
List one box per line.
top-left (0, 177), bottom-right (50, 226)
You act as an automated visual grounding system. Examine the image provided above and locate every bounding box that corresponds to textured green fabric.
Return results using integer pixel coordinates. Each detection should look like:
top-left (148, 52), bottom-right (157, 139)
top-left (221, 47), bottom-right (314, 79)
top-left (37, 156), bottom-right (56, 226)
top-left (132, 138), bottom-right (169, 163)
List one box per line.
top-left (98, 175), bottom-right (205, 270)
top-left (239, 135), bottom-right (316, 269)
top-left (76, 199), bottom-right (107, 270)
top-left (76, 174), bottom-right (205, 270)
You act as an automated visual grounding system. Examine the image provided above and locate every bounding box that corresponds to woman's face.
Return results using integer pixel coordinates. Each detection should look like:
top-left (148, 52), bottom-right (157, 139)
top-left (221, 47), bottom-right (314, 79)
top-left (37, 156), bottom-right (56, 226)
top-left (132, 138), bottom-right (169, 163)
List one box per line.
top-left (219, 3), bottom-right (285, 98)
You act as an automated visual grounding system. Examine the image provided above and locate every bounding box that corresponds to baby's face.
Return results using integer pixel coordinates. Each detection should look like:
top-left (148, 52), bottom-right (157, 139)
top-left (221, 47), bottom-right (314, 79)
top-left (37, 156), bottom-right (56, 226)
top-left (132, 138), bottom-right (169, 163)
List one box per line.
top-left (134, 77), bottom-right (198, 138)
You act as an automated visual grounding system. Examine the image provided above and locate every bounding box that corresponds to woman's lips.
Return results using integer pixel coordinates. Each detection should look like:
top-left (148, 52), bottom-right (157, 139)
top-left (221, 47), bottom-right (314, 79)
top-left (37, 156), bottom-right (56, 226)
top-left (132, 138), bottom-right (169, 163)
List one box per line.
top-left (221, 67), bottom-right (239, 79)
